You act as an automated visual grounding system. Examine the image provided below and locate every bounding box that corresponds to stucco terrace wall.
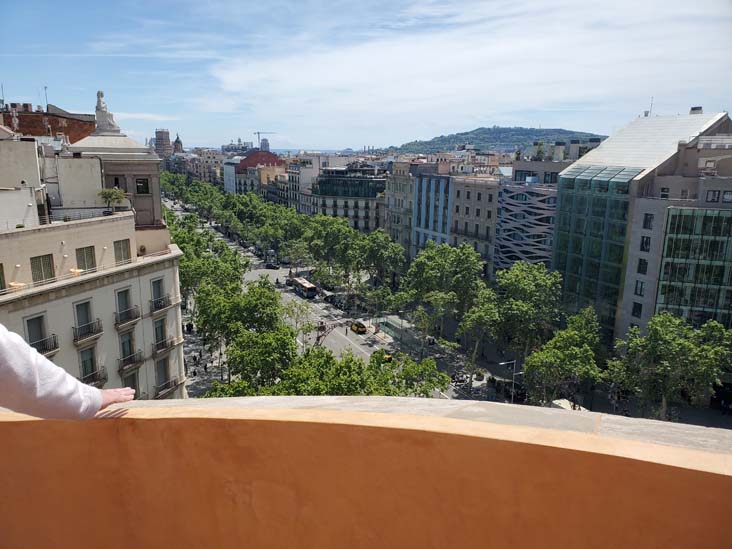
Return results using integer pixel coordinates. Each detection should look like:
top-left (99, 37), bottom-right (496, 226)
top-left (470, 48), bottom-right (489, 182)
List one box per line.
top-left (0, 397), bottom-right (729, 549)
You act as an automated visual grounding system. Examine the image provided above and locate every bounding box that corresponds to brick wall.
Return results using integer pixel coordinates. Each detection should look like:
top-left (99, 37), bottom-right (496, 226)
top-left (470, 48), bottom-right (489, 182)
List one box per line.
top-left (1, 112), bottom-right (95, 143)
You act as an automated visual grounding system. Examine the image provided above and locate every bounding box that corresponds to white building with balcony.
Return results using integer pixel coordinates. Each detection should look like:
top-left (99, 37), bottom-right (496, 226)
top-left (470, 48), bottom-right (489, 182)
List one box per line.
top-left (0, 113), bottom-right (186, 400)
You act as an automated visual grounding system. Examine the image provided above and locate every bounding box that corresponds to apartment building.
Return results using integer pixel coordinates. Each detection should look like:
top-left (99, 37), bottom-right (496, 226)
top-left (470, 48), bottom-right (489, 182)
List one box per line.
top-left (552, 108), bottom-right (732, 342)
top-left (385, 161), bottom-right (416, 256)
top-left (0, 93), bottom-right (186, 400)
top-left (450, 175), bottom-right (499, 276)
top-left (189, 148), bottom-right (227, 186)
top-left (308, 164), bottom-right (386, 232)
top-left (410, 168), bottom-right (498, 275)
top-left (286, 154), bottom-right (350, 213)
top-left (223, 150), bottom-right (285, 195)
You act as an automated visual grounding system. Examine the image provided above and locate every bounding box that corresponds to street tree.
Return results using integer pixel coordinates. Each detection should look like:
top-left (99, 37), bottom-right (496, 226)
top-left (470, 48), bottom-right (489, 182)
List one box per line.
top-left (495, 261), bottom-right (562, 363)
top-left (608, 312), bottom-right (728, 420)
top-left (523, 308), bottom-right (602, 407)
top-left (457, 287), bottom-right (500, 388)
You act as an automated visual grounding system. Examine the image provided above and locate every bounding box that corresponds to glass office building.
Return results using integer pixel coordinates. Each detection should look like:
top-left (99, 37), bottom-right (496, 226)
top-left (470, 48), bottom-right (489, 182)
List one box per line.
top-left (552, 164), bottom-right (644, 339)
top-left (656, 208), bottom-right (732, 328)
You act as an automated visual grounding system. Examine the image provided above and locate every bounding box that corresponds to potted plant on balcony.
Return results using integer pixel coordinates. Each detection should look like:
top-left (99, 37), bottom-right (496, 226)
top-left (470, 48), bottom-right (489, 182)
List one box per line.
top-left (98, 187), bottom-right (126, 215)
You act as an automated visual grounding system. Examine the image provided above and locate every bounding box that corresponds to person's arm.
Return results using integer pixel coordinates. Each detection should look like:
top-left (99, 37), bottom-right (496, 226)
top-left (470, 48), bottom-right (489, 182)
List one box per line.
top-left (0, 323), bottom-right (107, 420)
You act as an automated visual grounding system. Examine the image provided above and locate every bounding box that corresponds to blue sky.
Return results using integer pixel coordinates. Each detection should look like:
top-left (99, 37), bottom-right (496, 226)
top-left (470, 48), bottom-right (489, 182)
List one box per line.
top-left (3, 0), bottom-right (731, 149)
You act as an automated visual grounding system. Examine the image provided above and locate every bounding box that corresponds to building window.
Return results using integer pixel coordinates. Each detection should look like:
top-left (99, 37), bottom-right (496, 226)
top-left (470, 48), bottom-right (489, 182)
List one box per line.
top-left (706, 190), bottom-right (720, 202)
top-left (466, 191), bottom-right (471, 200)
top-left (637, 258), bottom-right (648, 275)
top-left (634, 280), bottom-right (645, 297)
top-left (640, 236), bottom-right (651, 252)
top-left (30, 254), bottom-right (55, 283)
top-left (477, 192), bottom-right (482, 201)
top-left (632, 302), bottom-right (643, 318)
top-left (455, 205), bottom-right (459, 213)
top-left (723, 191), bottom-right (732, 203)
top-left (488, 194), bottom-right (493, 203)
top-left (660, 187), bottom-right (669, 199)
top-left (0, 263), bottom-right (4, 291)
top-left (114, 239), bottom-right (131, 264)
top-left (475, 223), bottom-right (479, 236)
top-left (456, 190), bottom-right (460, 198)
top-left (120, 331), bottom-right (134, 359)
top-left (465, 207), bottom-right (469, 215)
top-left (123, 372), bottom-right (139, 397)
top-left (154, 317), bottom-right (166, 344)
top-left (642, 213), bottom-right (654, 230)
top-left (79, 347), bottom-right (97, 378)
top-left (26, 315), bottom-right (47, 347)
top-left (476, 209), bottom-right (481, 217)
top-left (75, 246), bottom-right (96, 272)
top-left (156, 358), bottom-right (169, 386)
top-left (135, 178), bottom-right (150, 194)
top-left (464, 221), bottom-right (468, 233)
top-left (487, 211), bottom-right (491, 219)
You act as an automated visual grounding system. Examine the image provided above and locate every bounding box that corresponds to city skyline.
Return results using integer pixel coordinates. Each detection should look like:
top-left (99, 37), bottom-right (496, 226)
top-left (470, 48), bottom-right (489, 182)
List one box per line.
top-left (2, 0), bottom-right (731, 149)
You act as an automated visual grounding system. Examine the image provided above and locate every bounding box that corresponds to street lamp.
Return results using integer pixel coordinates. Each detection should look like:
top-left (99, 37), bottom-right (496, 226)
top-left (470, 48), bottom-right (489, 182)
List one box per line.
top-left (499, 360), bottom-right (519, 404)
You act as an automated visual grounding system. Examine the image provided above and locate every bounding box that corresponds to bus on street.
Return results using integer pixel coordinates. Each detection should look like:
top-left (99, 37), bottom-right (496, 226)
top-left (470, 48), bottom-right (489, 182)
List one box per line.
top-left (292, 277), bottom-right (317, 299)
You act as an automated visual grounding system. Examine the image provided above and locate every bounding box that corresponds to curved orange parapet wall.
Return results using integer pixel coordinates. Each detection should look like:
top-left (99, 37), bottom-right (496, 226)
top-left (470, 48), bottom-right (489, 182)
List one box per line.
top-left (0, 402), bottom-right (729, 548)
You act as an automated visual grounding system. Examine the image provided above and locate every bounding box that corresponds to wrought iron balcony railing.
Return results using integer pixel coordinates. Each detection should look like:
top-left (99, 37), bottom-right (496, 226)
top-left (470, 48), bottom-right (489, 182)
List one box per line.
top-left (79, 365), bottom-right (108, 388)
top-left (117, 350), bottom-right (143, 374)
top-left (72, 319), bottom-right (103, 343)
top-left (115, 306), bottom-right (141, 326)
top-left (150, 294), bottom-right (172, 313)
top-left (30, 334), bottom-right (59, 356)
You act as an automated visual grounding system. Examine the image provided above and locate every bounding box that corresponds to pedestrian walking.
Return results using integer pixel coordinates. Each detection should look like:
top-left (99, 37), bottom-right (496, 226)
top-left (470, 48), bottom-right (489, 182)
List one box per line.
top-left (203, 362), bottom-right (208, 373)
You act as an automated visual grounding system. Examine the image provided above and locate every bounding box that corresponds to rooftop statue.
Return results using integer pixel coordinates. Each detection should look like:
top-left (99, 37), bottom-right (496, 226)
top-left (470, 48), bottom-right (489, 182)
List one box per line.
top-left (94, 90), bottom-right (120, 134)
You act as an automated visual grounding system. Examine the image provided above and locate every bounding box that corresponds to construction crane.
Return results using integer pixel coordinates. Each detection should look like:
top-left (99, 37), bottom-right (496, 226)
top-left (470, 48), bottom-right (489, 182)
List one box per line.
top-left (253, 131), bottom-right (276, 147)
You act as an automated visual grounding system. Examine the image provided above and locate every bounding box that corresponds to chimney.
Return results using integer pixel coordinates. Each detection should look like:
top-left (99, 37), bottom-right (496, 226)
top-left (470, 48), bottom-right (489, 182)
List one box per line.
top-left (643, 110), bottom-right (649, 117)
top-left (690, 106), bottom-right (703, 115)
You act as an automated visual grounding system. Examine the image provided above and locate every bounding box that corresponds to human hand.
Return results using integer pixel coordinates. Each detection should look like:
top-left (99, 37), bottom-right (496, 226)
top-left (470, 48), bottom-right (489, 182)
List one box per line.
top-left (100, 387), bottom-right (136, 410)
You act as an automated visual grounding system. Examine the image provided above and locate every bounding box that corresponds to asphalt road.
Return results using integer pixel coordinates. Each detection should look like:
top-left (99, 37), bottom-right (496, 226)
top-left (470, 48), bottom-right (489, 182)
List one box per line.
top-left (165, 198), bottom-right (392, 362)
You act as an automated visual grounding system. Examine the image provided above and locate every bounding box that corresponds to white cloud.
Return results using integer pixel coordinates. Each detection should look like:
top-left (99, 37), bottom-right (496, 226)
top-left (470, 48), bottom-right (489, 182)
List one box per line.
top-left (202, 0), bottom-right (732, 147)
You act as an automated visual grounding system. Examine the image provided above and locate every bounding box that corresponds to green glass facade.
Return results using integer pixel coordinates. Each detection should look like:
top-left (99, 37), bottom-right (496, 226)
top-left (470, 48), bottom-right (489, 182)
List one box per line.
top-left (552, 165), bottom-right (643, 340)
top-left (656, 208), bottom-right (732, 328)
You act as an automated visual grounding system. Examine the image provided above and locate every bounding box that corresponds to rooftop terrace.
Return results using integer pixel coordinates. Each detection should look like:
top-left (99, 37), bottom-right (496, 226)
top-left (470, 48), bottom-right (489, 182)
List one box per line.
top-left (0, 397), bottom-right (728, 548)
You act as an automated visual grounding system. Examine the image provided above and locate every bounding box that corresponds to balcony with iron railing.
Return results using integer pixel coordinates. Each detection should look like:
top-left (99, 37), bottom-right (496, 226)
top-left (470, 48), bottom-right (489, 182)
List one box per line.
top-left (72, 319), bottom-right (103, 344)
top-left (117, 350), bottom-right (144, 375)
top-left (0, 396), bottom-right (729, 549)
top-left (114, 306), bottom-right (141, 328)
top-left (151, 337), bottom-right (177, 356)
top-left (30, 334), bottom-right (59, 357)
top-left (154, 377), bottom-right (180, 399)
top-left (78, 365), bottom-right (107, 388)
top-left (150, 294), bottom-right (172, 314)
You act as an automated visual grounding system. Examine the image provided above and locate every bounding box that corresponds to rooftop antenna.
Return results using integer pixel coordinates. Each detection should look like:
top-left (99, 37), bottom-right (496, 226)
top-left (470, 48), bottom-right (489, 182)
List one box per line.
top-left (44, 86), bottom-right (48, 111)
top-left (649, 96), bottom-right (654, 117)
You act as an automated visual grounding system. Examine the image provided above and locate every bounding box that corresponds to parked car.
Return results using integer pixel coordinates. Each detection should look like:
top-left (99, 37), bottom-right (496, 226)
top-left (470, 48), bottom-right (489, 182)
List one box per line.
top-left (265, 262), bottom-right (279, 269)
top-left (285, 278), bottom-right (294, 286)
top-left (350, 320), bottom-right (367, 334)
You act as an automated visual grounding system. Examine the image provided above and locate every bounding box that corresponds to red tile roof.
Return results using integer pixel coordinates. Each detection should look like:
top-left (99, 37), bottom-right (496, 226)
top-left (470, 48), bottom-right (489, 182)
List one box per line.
top-left (234, 151), bottom-right (285, 173)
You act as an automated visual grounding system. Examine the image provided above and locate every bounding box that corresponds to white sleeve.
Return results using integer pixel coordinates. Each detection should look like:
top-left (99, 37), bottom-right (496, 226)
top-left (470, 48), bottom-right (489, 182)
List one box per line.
top-left (0, 323), bottom-right (102, 420)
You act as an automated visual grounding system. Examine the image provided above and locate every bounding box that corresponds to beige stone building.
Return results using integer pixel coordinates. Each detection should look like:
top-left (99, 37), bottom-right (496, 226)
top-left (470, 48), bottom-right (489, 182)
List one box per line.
top-left (450, 175), bottom-right (499, 276)
top-left (0, 93), bottom-right (186, 400)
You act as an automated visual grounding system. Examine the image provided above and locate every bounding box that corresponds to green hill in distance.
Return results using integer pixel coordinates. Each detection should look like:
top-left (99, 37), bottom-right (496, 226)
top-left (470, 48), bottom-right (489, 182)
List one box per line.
top-left (382, 126), bottom-right (605, 154)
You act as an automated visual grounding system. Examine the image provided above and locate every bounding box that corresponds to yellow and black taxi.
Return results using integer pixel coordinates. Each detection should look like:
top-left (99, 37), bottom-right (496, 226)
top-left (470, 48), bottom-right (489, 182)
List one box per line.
top-left (350, 320), bottom-right (367, 334)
